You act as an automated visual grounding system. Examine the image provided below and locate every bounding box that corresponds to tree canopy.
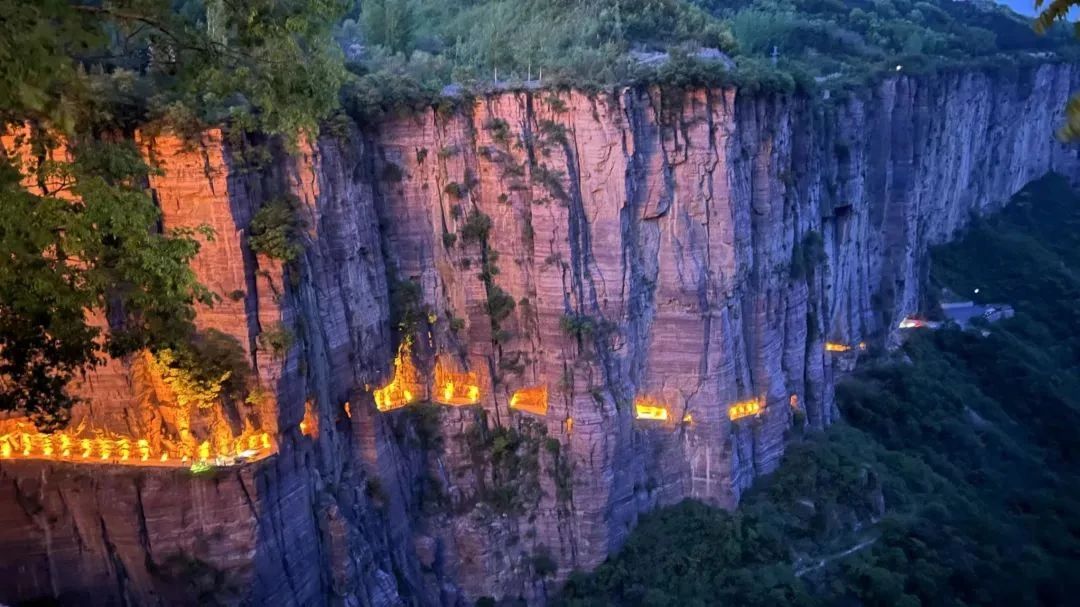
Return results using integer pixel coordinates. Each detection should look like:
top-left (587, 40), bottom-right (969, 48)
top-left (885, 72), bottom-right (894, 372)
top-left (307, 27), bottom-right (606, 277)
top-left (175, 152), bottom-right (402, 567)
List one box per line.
top-left (0, 1), bottom-right (346, 427)
top-left (336, 0), bottom-right (1077, 124)
top-left (1036, 0), bottom-right (1080, 138)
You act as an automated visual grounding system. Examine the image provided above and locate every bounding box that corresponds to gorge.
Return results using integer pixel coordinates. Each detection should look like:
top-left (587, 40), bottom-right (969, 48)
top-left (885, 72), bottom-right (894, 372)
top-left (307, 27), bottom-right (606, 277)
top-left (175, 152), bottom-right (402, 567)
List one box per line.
top-left (1, 63), bottom-right (1079, 606)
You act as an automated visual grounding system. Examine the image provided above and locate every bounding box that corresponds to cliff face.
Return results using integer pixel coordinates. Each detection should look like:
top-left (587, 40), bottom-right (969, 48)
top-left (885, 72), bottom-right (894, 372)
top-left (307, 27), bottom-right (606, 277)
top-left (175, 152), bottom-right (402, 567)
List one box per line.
top-left (1, 64), bottom-right (1078, 606)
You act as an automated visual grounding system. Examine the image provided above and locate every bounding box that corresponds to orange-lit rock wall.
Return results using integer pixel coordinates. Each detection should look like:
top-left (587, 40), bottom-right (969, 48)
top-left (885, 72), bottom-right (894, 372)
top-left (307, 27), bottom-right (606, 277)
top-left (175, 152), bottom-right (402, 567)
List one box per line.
top-left (363, 65), bottom-right (1080, 601)
top-left (0, 129), bottom-right (417, 606)
top-left (2, 64), bottom-right (1079, 606)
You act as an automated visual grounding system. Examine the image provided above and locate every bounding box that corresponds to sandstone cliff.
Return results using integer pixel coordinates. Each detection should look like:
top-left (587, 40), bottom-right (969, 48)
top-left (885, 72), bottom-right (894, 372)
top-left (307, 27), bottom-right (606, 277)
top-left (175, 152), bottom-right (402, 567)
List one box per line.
top-left (1, 64), bottom-right (1078, 606)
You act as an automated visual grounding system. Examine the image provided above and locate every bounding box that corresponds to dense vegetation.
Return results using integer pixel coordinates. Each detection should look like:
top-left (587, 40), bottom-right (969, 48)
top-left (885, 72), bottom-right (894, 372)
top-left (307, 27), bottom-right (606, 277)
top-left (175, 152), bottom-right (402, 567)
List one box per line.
top-left (0, 1), bottom-right (345, 426)
top-left (556, 173), bottom-right (1080, 606)
top-left (339, 0), bottom-right (1078, 120)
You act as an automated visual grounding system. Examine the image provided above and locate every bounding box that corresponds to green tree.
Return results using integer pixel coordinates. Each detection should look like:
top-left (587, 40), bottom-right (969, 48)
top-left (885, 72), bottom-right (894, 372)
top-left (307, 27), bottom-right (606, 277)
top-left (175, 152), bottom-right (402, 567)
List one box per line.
top-left (0, 1), bottom-right (347, 427)
top-left (1035, 0), bottom-right (1080, 139)
top-left (362, 0), bottom-right (416, 55)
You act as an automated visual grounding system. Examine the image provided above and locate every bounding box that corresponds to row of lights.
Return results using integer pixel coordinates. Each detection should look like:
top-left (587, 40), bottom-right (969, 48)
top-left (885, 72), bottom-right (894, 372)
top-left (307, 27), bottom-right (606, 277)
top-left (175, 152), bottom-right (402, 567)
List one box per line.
top-left (0, 431), bottom-right (272, 468)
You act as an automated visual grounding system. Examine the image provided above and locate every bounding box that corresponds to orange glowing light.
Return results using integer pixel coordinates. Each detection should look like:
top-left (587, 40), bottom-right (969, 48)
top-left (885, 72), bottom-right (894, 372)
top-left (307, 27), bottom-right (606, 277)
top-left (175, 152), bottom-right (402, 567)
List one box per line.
top-left (374, 342), bottom-right (423, 411)
top-left (510, 386), bottom-right (548, 416)
top-left (434, 358), bottom-right (480, 406)
top-left (300, 400), bottom-right (319, 438)
top-left (728, 398), bottom-right (762, 421)
top-left (564, 417), bottom-right (574, 433)
top-left (197, 441), bottom-right (210, 461)
top-left (634, 397), bottom-right (669, 421)
top-left (789, 394), bottom-right (799, 408)
top-left (682, 413), bottom-right (694, 424)
top-left (1, 442), bottom-right (11, 459)
top-left (138, 439), bottom-right (150, 461)
top-left (825, 342), bottom-right (851, 352)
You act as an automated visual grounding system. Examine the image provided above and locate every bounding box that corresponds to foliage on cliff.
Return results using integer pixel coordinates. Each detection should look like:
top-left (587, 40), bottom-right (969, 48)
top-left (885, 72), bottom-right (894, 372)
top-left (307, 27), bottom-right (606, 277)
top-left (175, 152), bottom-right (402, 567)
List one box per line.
top-left (339, 0), bottom-right (1074, 123)
top-left (0, 138), bottom-right (216, 428)
top-left (249, 195), bottom-right (306, 263)
top-left (0, 1), bottom-right (346, 426)
top-left (0, 0), bottom-right (347, 136)
top-left (1034, 0), bottom-right (1080, 138)
top-left (150, 329), bottom-right (252, 409)
top-left (557, 174), bottom-right (1080, 606)
top-left (343, 0), bottom-right (734, 84)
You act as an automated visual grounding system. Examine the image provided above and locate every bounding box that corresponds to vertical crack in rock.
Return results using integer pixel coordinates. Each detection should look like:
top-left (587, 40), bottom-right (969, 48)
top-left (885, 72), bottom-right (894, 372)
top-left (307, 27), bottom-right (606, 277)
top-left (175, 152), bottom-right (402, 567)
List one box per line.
top-left (620, 89), bottom-right (661, 393)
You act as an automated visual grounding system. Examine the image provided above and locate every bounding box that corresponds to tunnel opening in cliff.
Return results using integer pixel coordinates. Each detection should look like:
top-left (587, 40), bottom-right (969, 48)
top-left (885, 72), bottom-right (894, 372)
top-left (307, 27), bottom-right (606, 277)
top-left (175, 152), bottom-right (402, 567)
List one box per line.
top-left (825, 341), bottom-right (866, 353)
top-left (634, 397), bottom-right (669, 421)
top-left (374, 341), bottom-right (423, 411)
top-left (434, 358), bottom-right (480, 406)
top-left (510, 386), bottom-right (548, 416)
top-left (728, 398), bottom-right (763, 421)
top-left (300, 400), bottom-right (319, 438)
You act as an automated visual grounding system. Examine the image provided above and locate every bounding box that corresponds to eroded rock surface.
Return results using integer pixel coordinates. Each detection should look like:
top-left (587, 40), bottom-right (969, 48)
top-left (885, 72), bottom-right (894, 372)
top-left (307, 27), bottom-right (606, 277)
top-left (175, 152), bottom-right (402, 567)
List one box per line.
top-left (1, 66), bottom-right (1078, 605)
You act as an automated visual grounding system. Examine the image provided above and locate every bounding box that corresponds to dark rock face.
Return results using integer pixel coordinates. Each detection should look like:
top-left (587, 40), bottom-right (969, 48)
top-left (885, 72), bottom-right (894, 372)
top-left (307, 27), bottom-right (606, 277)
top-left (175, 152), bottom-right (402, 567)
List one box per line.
top-left (1, 66), bottom-right (1078, 606)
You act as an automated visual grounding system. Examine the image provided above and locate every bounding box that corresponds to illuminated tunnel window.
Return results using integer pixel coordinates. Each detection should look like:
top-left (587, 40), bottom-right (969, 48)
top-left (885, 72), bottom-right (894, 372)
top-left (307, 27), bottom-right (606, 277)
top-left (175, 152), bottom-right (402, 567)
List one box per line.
top-left (510, 385), bottom-right (548, 416)
top-left (374, 342), bottom-right (422, 412)
top-left (300, 400), bottom-right (319, 438)
top-left (826, 341), bottom-right (867, 353)
top-left (728, 398), bottom-right (762, 421)
top-left (634, 397), bottom-right (669, 421)
top-left (434, 358), bottom-right (480, 406)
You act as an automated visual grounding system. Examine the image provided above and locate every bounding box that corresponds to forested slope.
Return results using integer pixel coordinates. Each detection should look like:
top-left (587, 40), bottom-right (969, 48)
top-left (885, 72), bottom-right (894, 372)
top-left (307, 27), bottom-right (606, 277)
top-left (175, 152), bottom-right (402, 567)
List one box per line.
top-left (343, 0), bottom-right (1077, 120)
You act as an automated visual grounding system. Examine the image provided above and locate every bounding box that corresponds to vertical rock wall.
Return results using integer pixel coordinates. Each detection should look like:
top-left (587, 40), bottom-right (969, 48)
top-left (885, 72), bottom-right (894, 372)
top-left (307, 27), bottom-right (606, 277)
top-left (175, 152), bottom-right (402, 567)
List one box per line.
top-left (1, 64), bottom-right (1078, 606)
top-left (362, 64), bottom-right (1080, 601)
